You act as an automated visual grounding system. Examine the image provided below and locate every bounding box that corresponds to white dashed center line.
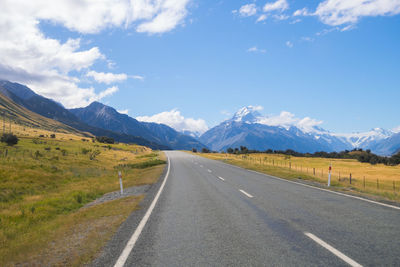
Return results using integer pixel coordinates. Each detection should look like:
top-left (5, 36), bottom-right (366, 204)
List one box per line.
top-left (207, 169), bottom-right (212, 173)
top-left (304, 232), bottom-right (362, 267)
top-left (239, 189), bottom-right (254, 198)
top-left (218, 176), bottom-right (225, 181)
top-left (200, 165), bottom-right (203, 168)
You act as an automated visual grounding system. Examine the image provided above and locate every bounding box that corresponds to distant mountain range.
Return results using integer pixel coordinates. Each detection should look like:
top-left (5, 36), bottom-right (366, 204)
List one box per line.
top-left (2, 80), bottom-right (399, 155)
top-left (199, 106), bottom-right (400, 156)
top-left (0, 80), bottom-right (206, 150)
top-left (70, 102), bottom-right (206, 150)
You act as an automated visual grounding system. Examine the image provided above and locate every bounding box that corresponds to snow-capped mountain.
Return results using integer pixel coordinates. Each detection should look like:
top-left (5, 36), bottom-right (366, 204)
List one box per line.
top-left (333, 128), bottom-right (394, 148)
top-left (200, 106), bottom-right (398, 155)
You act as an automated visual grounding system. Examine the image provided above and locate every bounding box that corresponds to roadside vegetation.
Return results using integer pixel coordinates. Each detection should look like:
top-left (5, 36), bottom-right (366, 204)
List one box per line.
top-left (0, 122), bottom-right (166, 266)
top-left (194, 151), bottom-right (400, 203)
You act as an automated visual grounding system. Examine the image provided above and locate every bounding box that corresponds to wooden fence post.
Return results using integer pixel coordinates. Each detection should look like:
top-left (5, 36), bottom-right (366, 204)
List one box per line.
top-left (350, 173), bottom-right (352, 184)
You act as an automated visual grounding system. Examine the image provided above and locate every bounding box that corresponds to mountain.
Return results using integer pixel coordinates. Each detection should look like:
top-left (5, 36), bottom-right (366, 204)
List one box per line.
top-left (0, 80), bottom-right (168, 150)
top-left (367, 132), bottom-right (400, 156)
top-left (70, 102), bottom-right (207, 150)
top-left (200, 106), bottom-right (398, 155)
top-left (0, 86), bottom-right (83, 135)
top-left (333, 128), bottom-right (393, 151)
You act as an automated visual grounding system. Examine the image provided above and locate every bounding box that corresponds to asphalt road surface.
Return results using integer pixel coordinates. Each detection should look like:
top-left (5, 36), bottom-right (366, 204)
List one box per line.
top-left (109, 151), bottom-right (400, 266)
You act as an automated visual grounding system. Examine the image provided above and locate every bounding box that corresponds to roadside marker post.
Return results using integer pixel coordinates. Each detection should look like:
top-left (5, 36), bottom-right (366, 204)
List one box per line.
top-left (119, 171), bottom-right (124, 195)
top-left (328, 163), bottom-right (332, 187)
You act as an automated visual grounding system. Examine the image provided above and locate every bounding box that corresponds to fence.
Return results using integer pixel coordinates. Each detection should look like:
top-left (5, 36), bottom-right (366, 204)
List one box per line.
top-left (222, 153), bottom-right (400, 195)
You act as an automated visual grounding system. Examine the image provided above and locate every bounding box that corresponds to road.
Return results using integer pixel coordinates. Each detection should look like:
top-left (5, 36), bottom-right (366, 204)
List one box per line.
top-left (113, 151), bottom-right (400, 266)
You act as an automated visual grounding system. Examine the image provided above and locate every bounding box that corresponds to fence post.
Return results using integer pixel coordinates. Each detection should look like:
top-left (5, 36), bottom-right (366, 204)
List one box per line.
top-left (313, 168), bottom-right (315, 176)
top-left (350, 173), bottom-right (352, 184)
top-left (289, 162), bottom-right (291, 169)
top-left (377, 178), bottom-right (379, 190)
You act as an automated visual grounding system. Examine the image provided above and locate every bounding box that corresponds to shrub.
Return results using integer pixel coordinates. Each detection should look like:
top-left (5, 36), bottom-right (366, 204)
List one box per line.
top-left (95, 136), bottom-right (115, 144)
top-left (50, 134), bottom-right (56, 138)
top-left (201, 148), bottom-right (210, 153)
top-left (192, 148), bottom-right (197, 153)
top-left (1, 133), bottom-right (18, 146)
top-left (81, 148), bottom-right (91, 155)
top-left (89, 150), bottom-right (101, 160)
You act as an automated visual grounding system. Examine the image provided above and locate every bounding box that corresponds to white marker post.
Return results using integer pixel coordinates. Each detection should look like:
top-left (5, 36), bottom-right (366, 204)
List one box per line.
top-left (328, 163), bottom-right (332, 187)
top-left (119, 171), bottom-right (124, 195)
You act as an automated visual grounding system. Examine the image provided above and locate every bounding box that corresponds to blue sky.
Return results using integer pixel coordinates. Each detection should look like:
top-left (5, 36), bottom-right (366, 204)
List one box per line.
top-left (1, 0), bottom-right (399, 134)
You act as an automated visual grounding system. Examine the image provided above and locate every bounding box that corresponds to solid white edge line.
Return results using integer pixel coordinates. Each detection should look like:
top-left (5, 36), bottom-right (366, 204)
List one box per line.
top-left (218, 176), bottom-right (225, 181)
top-left (114, 154), bottom-right (171, 267)
top-left (239, 189), bottom-right (254, 198)
top-left (198, 155), bottom-right (400, 211)
top-left (304, 232), bottom-right (363, 267)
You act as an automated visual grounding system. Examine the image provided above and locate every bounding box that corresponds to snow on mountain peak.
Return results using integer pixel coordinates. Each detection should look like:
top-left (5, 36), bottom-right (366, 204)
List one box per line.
top-left (231, 106), bottom-right (263, 123)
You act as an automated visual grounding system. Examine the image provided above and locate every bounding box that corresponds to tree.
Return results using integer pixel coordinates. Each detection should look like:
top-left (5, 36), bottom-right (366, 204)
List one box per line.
top-left (96, 136), bottom-right (115, 144)
top-left (201, 148), bottom-right (210, 153)
top-left (192, 148), bottom-right (197, 153)
top-left (1, 133), bottom-right (18, 146)
top-left (227, 148), bottom-right (234, 154)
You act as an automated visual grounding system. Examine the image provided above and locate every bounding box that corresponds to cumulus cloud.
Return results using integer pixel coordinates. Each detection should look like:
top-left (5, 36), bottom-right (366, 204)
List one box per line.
top-left (118, 109), bottom-right (129, 115)
top-left (0, 0), bottom-right (191, 108)
top-left (286, 41), bottom-right (293, 48)
top-left (315, 0), bottom-right (400, 26)
top-left (137, 109), bottom-right (209, 135)
top-left (247, 46), bottom-right (266, 53)
top-left (87, 71), bottom-right (128, 84)
top-left (263, 0), bottom-right (289, 13)
top-left (256, 110), bottom-right (323, 132)
top-left (294, 0), bottom-right (400, 26)
top-left (238, 4), bottom-right (258, 17)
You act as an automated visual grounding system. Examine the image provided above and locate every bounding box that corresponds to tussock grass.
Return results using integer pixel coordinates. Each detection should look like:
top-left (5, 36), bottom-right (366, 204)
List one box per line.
top-left (196, 153), bottom-right (400, 202)
top-left (0, 122), bottom-right (166, 265)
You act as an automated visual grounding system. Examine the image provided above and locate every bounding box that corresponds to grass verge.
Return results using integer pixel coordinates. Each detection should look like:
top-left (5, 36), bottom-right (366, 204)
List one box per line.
top-left (0, 124), bottom-right (166, 265)
top-left (193, 152), bottom-right (400, 203)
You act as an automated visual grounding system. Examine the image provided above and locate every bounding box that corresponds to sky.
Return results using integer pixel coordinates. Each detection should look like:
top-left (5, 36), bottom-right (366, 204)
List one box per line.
top-left (0, 0), bottom-right (399, 135)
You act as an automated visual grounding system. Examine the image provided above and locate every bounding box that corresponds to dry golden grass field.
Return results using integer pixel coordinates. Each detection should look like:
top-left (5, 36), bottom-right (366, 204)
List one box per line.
top-left (0, 122), bottom-right (166, 266)
top-left (197, 153), bottom-right (400, 203)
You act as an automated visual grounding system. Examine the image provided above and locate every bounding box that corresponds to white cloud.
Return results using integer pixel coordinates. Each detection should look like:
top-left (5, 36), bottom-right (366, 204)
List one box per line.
top-left (273, 14), bottom-right (289, 20)
top-left (286, 41), bottom-right (293, 48)
top-left (263, 0), bottom-right (289, 13)
top-left (0, 0), bottom-right (191, 108)
top-left (256, 14), bottom-right (268, 22)
top-left (133, 0), bottom-right (190, 34)
top-left (137, 109), bottom-right (209, 135)
top-left (257, 111), bottom-right (323, 132)
top-left (315, 0), bottom-right (400, 26)
top-left (87, 71), bottom-right (128, 84)
top-left (118, 109), bottom-right (129, 115)
top-left (238, 4), bottom-right (258, 17)
top-left (301, 36), bottom-right (315, 42)
top-left (131, 75), bottom-right (145, 81)
top-left (97, 86), bottom-right (119, 100)
top-left (247, 46), bottom-right (267, 53)
top-left (293, 8), bottom-right (311, 17)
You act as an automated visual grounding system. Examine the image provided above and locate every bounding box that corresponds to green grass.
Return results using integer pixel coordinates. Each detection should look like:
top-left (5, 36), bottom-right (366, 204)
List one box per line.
top-left (0, 126), bottom-right (166, 265)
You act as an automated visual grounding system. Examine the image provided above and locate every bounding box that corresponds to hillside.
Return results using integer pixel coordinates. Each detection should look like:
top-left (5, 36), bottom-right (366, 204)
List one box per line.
top-left (0, 89), bottom-right (84, 135)
top-left (0, 81), bottom-right (168, 150)
top-left (70, 102), bottom-right (207, 150)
